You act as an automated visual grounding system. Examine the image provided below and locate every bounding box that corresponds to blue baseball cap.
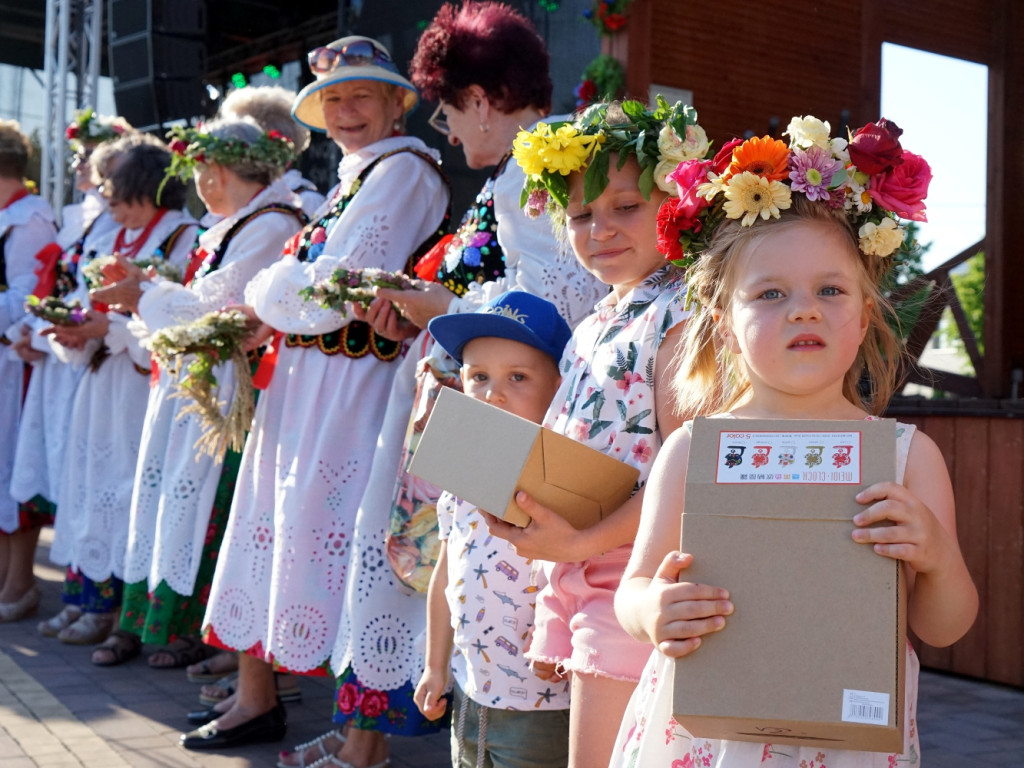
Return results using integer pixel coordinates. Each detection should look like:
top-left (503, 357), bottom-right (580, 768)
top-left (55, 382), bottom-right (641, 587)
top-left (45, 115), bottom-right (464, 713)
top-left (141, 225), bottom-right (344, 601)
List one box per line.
top-left (428, 291), bottom-right (572, 366)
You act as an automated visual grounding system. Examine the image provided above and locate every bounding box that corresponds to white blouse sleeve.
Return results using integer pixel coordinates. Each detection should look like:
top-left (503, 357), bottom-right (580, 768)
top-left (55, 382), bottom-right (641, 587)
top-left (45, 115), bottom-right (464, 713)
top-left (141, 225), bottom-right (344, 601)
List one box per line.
top-left (248, 152), bottom-right (449, 335)
top-left (137, 212), bottom-right (300, 332)
top-left (1, 213), bottom-right (55, 330)
top-left (452, 161), bottom-right (607, 329)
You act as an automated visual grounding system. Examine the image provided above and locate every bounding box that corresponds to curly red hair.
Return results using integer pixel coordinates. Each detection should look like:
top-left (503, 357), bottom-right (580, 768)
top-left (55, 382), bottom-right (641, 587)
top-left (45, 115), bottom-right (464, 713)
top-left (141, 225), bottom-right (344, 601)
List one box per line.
top-left (410, 1), bottom-right (552, 114)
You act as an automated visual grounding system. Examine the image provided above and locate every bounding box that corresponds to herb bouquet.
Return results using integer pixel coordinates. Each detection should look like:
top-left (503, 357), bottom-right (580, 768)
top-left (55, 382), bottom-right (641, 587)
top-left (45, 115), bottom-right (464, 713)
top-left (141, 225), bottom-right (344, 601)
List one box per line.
top-left (82, 255), bottom-right (183, 290)
top-left (300, 267), bottom-right (417, 314)
top-left (25, 295), bottom-right (86, 326)
top-left (148, 309), bottom-right (255, 461)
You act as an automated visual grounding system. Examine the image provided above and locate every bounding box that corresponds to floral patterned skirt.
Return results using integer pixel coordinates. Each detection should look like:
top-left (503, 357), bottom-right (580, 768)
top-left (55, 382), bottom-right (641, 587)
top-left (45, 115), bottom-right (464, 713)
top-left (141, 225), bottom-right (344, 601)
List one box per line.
top-left (61, 568), bottom-right (122, 613)
top-left (120, 448), bottom-right (239, 644)
top-left (16, 495), bottom-right (56, 529)
top-left (332, 663), bottom-right (448, 737)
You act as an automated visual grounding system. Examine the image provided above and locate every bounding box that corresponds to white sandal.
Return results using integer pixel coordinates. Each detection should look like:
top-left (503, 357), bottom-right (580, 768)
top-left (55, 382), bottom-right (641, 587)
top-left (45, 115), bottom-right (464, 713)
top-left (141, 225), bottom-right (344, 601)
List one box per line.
top-left (276, 729), bottom-right (347, 768)
top-left (38, 605), bottom-right (83, 637)
top-left (308, 757), bottom-right (388, 768)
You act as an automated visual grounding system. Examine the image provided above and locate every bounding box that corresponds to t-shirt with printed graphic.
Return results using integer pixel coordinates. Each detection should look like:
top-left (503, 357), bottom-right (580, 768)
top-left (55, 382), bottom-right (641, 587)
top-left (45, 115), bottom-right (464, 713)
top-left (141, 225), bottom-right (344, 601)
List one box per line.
top-left (437, 491), bottom-right (571, 711)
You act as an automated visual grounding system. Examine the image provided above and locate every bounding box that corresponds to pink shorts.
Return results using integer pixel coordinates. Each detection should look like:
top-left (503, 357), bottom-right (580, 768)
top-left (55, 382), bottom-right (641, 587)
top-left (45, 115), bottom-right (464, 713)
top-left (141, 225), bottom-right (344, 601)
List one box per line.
top-left (528, 544), bottom-right (650, 682)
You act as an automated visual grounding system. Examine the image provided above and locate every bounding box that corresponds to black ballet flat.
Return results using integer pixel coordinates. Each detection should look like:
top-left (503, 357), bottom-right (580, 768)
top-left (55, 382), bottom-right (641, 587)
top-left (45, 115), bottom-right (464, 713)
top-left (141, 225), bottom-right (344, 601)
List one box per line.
top-left (180, 701), bottom-right (286, 750)
top-left (186, 705), bottom-right (223, 726)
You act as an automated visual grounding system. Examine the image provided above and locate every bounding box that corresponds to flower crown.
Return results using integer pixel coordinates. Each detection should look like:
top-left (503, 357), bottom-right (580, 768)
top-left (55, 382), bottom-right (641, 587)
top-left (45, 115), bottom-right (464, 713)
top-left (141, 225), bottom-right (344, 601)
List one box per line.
top-left (656, 115), bottom-right (931, 270)
top-left (513, 97), bottom-right (705, 216)
top-left (65, 108), bottom-right (130, 152)
top-left (162, 124), bottom-right (297, 186)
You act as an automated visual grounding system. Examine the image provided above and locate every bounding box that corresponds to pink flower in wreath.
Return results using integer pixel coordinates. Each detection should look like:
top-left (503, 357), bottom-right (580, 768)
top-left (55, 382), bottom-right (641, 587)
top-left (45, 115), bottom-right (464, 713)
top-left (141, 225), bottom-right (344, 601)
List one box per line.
top-left (336, 682), bottom-right (362, 714)
top-left (360, 689), bottom-right (389, 718)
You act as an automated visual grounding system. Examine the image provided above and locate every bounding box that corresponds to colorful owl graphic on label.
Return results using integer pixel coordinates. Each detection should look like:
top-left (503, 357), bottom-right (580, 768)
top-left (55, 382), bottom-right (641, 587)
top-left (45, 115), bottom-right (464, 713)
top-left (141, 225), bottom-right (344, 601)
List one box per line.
top-left (724, 445), bottom-right (746, 468)
top-left (805, 445), bottom-right (824, 467)
top-left (832, 445), bottom-right (853, 468)
top-left (751, 445), bottom-right (772, 468)
top-left (778, 445), bottom-right (795, 467)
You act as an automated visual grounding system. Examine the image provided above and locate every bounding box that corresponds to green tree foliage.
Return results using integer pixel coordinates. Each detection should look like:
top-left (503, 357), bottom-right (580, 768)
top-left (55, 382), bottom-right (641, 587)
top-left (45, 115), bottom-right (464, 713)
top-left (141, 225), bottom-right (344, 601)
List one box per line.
top-left (949, 250), bottom-right (985, 357)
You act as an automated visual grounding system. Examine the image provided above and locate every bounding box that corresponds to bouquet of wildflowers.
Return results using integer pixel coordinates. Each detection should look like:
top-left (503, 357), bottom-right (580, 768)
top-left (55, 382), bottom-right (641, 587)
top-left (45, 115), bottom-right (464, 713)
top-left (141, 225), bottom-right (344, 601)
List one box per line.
top-left (148, 309), bottom-right (256, 461)
top-left (25, 295), bottom-right (86, 326)
top-left (300, 267), bottom-right (418, 314)
top-left (81, 255), bottom-right (183, 290)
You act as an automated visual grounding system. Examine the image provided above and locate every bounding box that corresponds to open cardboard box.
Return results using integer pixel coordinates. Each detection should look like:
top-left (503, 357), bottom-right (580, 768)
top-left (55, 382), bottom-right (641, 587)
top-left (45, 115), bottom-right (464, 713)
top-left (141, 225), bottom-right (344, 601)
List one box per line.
top-left (673, 417), bottom-right (906, 753)
top-left (408, 388), bottom-right (639, 529)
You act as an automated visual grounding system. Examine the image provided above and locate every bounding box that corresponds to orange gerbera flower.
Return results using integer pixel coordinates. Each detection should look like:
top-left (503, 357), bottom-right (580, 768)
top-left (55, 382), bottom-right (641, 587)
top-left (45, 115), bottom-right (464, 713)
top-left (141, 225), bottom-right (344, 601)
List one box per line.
top-left (727, 136), bottom-right (790, 181)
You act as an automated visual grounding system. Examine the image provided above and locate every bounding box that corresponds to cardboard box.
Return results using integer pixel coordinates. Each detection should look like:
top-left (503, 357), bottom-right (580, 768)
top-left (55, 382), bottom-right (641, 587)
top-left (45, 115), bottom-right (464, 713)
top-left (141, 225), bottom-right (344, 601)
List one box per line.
top-left (408, 388), bottom-right (639, 529)
top-left (673, 417), bottom-right (905, 753)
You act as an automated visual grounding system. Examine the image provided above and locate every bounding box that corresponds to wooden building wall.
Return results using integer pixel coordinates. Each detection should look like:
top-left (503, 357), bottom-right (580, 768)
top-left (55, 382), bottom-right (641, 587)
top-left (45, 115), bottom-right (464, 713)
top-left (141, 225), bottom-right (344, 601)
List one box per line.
top-left (897, 413), bottom-right (1024, 687)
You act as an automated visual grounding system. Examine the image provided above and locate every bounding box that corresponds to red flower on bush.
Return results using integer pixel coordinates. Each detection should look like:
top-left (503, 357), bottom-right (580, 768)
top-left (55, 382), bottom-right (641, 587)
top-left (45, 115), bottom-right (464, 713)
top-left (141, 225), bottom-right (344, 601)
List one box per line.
top-left (336, 682), bottom-right (362, 714)
top-left (604, 13), bottom-right (627, 30)
top-left (848, 118), bottom-right (904, 174)
top-left (574, 78), bottom-right (598, 108)
top-left (359, 689), bottom-right (389, 718)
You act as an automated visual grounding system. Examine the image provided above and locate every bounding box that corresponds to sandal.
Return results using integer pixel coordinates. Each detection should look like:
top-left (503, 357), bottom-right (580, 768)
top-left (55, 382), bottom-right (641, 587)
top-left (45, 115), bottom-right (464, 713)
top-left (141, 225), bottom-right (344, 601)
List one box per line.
top-left (199, 671), bottom-right (302, 706)
top-left (38, 605), bottom-right (83, 637)
top-left (277, 729), bottom-right (347, 768)
top-left (91, 630), bottom-right (142, 666)
top-left (57, 611), bottom-right (115, 645)
top-left (308, 756), bottom-right (388, 768)
top-left (186, 651), bottom-right (238, 682)
top-left (148, 636), bottom-right (213, 669)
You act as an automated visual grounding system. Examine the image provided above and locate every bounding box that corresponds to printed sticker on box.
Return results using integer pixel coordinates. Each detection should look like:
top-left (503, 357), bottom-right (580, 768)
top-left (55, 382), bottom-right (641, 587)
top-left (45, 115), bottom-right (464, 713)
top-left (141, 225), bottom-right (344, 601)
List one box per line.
top-left (715, 430), bottom-right (863, 485)
top-left (842, 689), bottom-right (890, 726)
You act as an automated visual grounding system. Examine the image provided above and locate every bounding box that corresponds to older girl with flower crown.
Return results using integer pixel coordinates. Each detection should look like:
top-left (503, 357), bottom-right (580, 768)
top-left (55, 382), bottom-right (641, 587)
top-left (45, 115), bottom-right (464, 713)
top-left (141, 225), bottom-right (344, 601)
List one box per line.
top-left (482, 99), bottom-right (701, 768)
top-left (611, 115), bottom-right (977, 767)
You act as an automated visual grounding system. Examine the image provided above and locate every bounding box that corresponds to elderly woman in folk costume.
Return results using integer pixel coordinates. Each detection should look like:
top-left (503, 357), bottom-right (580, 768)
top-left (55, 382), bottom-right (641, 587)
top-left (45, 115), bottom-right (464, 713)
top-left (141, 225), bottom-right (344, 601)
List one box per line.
top-left (218, 85), bottom-right (326, 219)
top-left (181, 36), bottom-right (450, 752)
top-left (10, 110), bottom-right (129, 636)
top-left (79, 118), bottom-right (306, 673)
top-left (0, 119), bottom-right (58, 623)
top-left (43, 133), bottom-right (197, 662)
top-left (276, 4), bottom-right (606, 767)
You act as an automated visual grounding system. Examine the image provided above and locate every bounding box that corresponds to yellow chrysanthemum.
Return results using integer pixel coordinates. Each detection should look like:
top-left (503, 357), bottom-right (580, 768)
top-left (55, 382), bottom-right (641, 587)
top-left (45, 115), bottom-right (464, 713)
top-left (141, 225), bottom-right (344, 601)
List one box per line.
top-left (722, 171), bottom-right (792, 226)
top-left (541, 126), bottom-right (604, 176)
top-left (512, 123), bottom-right (553, 179)
top-left (858, 218), bottom-right (903, 257)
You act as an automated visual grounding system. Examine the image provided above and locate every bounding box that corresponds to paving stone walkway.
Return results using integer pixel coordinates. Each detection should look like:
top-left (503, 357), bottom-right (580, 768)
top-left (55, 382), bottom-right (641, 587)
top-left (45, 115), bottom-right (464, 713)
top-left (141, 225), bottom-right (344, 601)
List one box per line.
top-left (1, 529), bottom-right (1021, 766)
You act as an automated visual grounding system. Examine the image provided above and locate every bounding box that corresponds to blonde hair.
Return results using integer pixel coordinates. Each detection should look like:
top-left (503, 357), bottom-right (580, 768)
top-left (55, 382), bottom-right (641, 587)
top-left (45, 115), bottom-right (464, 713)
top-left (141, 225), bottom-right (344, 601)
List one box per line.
top-left (220, 85), bottom-right (311, 153)
top-left (0, 119), bottom-right (31, 178)
top-left (673, 195), bottom-right (902, 417)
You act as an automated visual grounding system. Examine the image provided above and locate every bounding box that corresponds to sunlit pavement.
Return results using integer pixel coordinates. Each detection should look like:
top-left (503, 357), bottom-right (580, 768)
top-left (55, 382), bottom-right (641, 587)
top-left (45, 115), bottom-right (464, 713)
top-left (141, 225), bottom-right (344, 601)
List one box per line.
top-left (1, 528), bottom-right (1022, 767)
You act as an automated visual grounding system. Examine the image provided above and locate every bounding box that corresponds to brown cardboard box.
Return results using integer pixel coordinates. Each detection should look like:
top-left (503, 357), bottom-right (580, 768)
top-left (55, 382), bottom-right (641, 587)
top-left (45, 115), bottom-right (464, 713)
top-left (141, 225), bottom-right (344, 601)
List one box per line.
top-left (408, 388), bottom-right (639, 529)
top-left (673, 417), bottom-right (905, 753)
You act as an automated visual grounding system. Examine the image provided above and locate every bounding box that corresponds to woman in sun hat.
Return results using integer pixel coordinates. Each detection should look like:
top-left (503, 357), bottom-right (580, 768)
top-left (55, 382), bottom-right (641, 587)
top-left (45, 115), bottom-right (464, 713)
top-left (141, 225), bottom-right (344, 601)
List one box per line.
top-left (181, 35), bottom-right (451, 752)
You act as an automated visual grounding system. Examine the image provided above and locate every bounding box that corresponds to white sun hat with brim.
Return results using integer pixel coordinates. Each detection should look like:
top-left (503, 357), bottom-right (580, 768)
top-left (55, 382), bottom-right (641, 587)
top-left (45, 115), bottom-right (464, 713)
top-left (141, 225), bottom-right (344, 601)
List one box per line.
top-left (292, 36), bottom-right (419, 132)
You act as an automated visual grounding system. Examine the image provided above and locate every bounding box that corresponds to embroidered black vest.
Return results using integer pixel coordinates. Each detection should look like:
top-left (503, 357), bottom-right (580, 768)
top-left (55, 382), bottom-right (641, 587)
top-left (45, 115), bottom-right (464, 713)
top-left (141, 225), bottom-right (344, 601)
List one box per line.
top-left (190, 204), bottom-right (308, 285)
top-left (285, 147), bottom-right (451, 361)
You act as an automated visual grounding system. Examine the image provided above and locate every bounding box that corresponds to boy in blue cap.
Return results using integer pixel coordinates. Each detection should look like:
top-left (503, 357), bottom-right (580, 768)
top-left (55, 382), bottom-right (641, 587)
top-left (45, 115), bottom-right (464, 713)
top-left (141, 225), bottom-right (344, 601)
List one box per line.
top-left (414, 291), bottom-right (572, 768)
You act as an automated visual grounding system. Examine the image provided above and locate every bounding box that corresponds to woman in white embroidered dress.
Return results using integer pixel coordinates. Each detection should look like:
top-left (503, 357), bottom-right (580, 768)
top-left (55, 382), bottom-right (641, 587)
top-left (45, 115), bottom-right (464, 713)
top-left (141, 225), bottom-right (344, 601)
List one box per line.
top-left (0, 119), bottom-right (58, 622)
top-left (13, 112), bottom-right (125, 637)
top-left (94, 118), bottom-right (306, 670)
top-left (45, 134), bottom-right (197, 661)
top-left (183, 36), bottom-right (450, 752)
top-left (276, 6), bottom-right (606, 767)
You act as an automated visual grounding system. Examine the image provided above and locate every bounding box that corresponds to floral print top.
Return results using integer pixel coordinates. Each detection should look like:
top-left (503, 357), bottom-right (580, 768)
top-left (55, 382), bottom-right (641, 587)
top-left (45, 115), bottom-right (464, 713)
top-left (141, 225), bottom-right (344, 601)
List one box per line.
top-left (544, 266), bottom-right (690, 489)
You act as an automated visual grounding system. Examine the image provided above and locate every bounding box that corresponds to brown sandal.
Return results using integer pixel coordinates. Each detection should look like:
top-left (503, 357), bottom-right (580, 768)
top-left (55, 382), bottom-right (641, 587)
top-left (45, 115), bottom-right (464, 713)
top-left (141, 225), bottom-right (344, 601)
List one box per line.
top-left (147, 636), bottom-right (213, 669)
top-left (91, 630), bottom-right (142, 666)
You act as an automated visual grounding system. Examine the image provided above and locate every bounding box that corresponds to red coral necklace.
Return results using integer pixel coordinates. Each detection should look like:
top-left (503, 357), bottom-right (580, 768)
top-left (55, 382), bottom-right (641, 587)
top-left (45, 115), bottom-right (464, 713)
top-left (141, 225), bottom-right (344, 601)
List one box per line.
top-left (113, 208), bottom-right (168, 260)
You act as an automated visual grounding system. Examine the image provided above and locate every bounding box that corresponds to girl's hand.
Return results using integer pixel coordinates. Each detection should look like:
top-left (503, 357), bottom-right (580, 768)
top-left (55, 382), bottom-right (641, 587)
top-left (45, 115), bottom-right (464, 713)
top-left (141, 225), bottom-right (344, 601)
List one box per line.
top-left (376, 282), bottom-right (455, 329)
top-left (531, 659), bottom-right (568, 683)
top-left (852, 481), bottom-right (954, 575)
top-left (483, 491), bottom-right (587, 562)
top-left (413, 668), bottom-right (449, 721)
top-left (351, 295), bottom-right (420, 342)
top-left (645, 551), bottom-right (733, 658)
top-left (226, 304), bottom-right (274, 352)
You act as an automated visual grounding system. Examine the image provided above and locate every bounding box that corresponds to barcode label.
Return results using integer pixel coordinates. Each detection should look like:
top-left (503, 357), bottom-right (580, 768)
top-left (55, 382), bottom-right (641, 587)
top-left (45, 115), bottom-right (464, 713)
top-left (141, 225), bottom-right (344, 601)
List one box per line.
top-left (842, 689), bottom-right (889, 725)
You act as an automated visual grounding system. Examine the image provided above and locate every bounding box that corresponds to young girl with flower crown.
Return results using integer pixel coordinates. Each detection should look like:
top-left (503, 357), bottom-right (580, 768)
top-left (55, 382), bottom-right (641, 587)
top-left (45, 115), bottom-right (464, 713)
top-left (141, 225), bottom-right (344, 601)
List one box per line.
top-left (482, 99), bottom-right (698, 768)
top-left (611, 115), bottom-right (978, 767)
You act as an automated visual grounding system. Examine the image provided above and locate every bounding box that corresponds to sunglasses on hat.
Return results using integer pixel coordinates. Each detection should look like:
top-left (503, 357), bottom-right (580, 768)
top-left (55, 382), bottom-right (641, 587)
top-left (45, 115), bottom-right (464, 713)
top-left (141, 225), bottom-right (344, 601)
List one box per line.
top-left (307, 40), bottom-right (398, 77)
